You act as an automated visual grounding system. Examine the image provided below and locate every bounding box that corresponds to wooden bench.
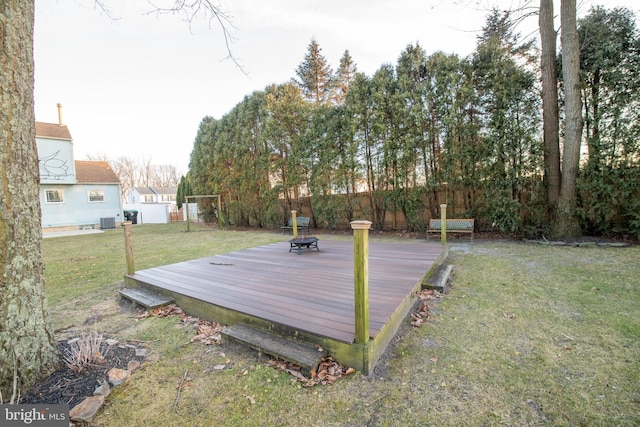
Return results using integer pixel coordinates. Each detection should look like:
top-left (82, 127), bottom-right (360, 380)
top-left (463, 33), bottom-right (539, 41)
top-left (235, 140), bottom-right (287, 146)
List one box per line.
top-left (281, 216), bottom-right (310, 234)
top-left (427, 218), bottom-right (475, 241)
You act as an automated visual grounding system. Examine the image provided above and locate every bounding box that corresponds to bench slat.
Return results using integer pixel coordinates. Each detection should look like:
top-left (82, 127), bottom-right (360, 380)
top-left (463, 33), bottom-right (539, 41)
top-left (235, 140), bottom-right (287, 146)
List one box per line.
top-left (281, 216), bottom-right (311, 234)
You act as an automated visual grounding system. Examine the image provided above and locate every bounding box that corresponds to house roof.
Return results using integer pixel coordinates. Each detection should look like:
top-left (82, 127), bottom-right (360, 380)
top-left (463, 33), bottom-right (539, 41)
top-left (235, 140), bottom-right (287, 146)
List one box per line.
top-left (150, 186), bottom-right (177, 195)
top-left (75, 161), bottom-right (120, 184)
top-left (35, 122), bottom-right (72, 140)
top-left (133, 187), bottom-right (156, 195)
top-left (133, 187), bottom-right (177, 195)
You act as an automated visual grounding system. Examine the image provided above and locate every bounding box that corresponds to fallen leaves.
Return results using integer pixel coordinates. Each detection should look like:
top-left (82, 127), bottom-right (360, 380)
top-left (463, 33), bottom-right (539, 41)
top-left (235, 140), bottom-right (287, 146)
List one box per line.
top-left (138, 304), bottom-right (356, 386)
top-left (411, 289), bottom-right (439, 327)
top-left (268, 356), bottom-right (356, 387)
top-left (137, 304), bottom-right (224, 345)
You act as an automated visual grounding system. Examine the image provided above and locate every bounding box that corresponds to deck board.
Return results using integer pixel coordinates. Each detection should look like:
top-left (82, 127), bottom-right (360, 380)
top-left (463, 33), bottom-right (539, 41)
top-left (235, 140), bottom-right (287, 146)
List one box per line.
top-left (127, 239), bottom-right (444, 343)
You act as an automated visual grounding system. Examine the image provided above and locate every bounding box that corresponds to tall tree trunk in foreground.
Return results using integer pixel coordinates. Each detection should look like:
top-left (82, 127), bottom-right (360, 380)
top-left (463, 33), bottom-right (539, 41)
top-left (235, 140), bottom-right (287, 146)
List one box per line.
top-left (553, 0), bottom-right (583, 237)
top-left (539, 0), bottom-right (561, 218)
top-left (0, 0), bottom-right (59, 399)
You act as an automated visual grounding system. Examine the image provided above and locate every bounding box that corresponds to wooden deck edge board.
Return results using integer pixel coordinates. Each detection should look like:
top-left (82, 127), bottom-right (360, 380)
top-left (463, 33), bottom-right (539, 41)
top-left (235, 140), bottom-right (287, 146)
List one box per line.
top-left (222, 324), bottom-right (327, 374)
top-left (119, 287), bottom-right (173, 309)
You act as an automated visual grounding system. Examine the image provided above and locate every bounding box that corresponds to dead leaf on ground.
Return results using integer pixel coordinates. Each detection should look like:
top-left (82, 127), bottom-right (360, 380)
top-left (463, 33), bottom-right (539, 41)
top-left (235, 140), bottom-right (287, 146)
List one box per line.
top-left (410, 299), bottom-right (430, 327)
top-left (138, 303), bottom-right (225, 345)
top-left (503, 311), bottom-right (516, 319)
top-left (268, 356), bottom-right (355, 387)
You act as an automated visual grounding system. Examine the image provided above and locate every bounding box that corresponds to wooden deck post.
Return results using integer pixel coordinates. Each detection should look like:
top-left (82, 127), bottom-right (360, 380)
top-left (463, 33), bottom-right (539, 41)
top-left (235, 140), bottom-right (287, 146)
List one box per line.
top-left (123, 221), bottom-right (135, 275)
top-left (291, 210), bottom-right (298, 238)
top-left (440, 204), bottom-right (447, 245)
top-left (351, 220), bottom-right (372, 345)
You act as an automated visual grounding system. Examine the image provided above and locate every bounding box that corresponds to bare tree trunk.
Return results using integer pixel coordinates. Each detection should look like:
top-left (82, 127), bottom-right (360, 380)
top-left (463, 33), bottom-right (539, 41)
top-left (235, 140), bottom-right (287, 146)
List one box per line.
top-left (553, 0), bottom-right (583, 237)
top-left (0, 1), bottom-right (59, 397)
top-left (539, 0), bottom-right (561, 216)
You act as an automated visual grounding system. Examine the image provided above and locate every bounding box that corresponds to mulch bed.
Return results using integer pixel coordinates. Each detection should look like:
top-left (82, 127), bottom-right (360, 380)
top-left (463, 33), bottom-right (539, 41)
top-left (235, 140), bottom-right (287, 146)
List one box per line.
top-left (20, 340), bottom-right (143, 409)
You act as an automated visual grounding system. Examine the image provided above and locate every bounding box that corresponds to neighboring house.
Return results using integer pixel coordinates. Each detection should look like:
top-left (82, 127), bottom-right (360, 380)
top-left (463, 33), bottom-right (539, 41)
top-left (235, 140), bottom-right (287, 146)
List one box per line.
top-left (36, 116), bottom-right (123, 231)
top-left (124, 186), bottom-right (178, 224)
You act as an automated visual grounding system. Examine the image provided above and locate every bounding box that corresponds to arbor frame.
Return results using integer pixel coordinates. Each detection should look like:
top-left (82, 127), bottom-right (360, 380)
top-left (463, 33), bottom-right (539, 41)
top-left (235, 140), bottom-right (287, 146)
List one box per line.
top-left (185, 195), bottom-right (222, 231)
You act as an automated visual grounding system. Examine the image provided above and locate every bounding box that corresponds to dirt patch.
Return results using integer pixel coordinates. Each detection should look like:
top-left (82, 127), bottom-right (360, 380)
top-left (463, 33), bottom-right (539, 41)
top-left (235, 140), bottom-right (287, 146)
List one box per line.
top-left (20, 339), bottom-right (144, 409)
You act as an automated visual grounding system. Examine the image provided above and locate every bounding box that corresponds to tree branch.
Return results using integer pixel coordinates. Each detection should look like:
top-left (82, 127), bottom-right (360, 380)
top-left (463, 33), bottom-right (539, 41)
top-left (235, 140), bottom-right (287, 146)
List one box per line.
top-left (93, 0), bottom-right (120, 21)
top-left (145, 0), bottom-right (247, 75)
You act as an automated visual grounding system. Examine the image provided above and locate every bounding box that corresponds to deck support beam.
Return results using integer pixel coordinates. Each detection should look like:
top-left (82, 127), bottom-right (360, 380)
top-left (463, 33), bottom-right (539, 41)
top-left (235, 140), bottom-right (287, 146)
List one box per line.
top-left (351, 220), bottom-right (372, 345)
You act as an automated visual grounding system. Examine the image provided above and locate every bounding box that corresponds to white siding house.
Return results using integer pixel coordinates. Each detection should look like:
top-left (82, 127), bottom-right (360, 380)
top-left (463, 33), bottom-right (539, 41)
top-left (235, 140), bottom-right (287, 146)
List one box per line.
top-left (124, 187), bottom-right (178, 224)
top-left (36, 120), bottom-right (123, 230)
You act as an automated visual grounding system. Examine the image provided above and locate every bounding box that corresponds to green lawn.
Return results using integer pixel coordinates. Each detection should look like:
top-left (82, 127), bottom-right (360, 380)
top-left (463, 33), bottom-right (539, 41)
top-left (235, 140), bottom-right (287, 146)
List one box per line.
top-left (41, 224), bottom-right (640, 426)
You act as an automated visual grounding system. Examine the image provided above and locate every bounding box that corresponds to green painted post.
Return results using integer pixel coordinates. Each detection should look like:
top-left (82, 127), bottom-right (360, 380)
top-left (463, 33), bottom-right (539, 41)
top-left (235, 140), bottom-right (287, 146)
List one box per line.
top-left (440, 204), bottom-right (447, 245)
top-left (351, 220), bottom-right (372, 345)
top-left (291, 210), bottom-right (298, 239)
top-left (123, 221), bottom-right (134, 275)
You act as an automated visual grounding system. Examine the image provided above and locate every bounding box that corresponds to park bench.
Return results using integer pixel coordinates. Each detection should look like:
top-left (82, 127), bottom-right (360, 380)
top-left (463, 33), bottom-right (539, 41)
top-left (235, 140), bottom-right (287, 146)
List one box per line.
top-left (281, 216), bottom-right (310, 234)
top-left (427, 218), bottom-right (475, 241)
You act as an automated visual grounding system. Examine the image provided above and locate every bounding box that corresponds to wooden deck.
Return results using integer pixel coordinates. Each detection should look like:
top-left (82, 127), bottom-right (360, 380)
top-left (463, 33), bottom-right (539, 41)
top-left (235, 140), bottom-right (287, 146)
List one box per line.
top-left (125, 239), bottom-right (446, 372)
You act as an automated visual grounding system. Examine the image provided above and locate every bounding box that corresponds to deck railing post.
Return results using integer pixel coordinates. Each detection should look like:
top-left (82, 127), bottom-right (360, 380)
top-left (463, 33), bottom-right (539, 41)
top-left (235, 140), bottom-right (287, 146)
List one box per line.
top-left (291, 210), bottom-right (298, 238)
top-left (351, 220), bottom-right (372, 345)
top-left (123, 221), bottom-right (135, 275)
top-left (440, 204), bottom-right (447, 245)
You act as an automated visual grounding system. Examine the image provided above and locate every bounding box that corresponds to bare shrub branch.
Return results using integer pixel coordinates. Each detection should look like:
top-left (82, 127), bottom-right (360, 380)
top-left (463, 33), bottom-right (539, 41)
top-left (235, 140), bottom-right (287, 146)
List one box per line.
top-left (63, 332), bottom-right (109, 372)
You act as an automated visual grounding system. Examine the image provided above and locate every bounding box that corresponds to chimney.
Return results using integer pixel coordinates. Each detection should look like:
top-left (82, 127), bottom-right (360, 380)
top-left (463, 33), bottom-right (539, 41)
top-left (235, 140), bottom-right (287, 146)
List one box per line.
top-left (57, 103), bottom-right (63, 125)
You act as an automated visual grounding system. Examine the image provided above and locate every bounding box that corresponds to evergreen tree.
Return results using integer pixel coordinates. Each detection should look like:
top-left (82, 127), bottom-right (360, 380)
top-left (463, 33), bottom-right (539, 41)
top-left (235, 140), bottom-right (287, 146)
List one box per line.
top-left (472, 9), bottom-right (541, 232)
top-left (576, 6), bottom-right (640, 235)
top-left (176, 174), bottom-right (192, 210)
top-left (333, 50), bottom-right (357, 104)
top-left (294, 38), bottom-right (334, 104)
top-left (264, 83), bottom-right (311, 215)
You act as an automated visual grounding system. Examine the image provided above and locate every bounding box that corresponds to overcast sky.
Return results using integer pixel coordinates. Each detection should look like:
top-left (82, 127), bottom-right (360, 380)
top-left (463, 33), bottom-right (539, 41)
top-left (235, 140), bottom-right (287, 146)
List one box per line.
top-left (34, 0), bottom-right (638, 174)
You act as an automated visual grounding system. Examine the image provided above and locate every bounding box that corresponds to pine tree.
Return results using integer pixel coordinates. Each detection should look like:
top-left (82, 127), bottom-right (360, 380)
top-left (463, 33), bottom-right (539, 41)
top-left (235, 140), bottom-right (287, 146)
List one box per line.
top-left (333, 50), bottom-right (357, 104)
top-left (294, 38), bottom-right (334, 104)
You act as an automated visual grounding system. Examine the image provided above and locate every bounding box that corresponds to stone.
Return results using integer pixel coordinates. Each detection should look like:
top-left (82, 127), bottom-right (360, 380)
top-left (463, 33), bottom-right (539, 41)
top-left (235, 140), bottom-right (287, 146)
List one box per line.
top-left (93, 383), bottom-right (110, 397)
top-left (127, 360), bottom-right (141, 372)
top-left (105, 338), bottom-right (118, 346)
top-left (70, 395), bottom-right (105, 423)
top-left (135, 347), bottom-right (147, 357)
top-left (108, 367), bottom-right (130, 386)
